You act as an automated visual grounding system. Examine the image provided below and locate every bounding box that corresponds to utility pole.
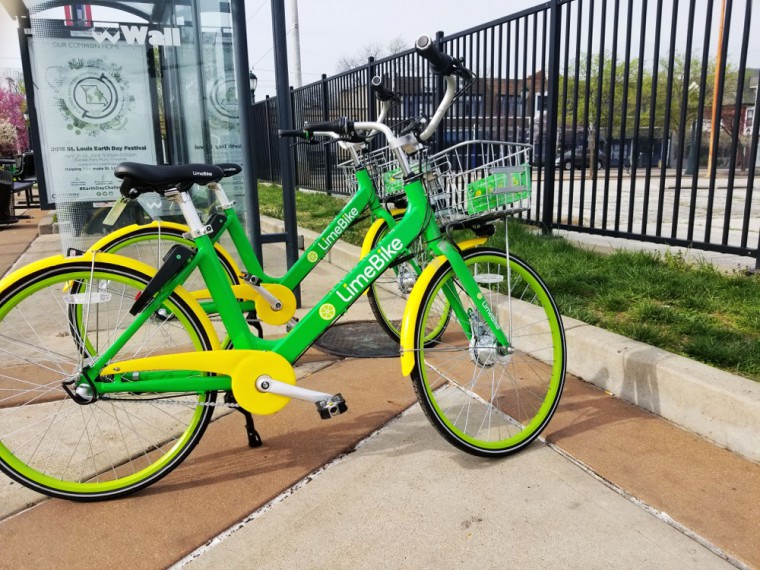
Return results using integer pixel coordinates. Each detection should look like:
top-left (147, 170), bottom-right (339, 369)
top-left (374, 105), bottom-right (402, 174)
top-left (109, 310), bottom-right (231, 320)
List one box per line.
top-left (288, 0), bottom-right (303, 88)
top-left (271, 0), bottom-right (300, 303)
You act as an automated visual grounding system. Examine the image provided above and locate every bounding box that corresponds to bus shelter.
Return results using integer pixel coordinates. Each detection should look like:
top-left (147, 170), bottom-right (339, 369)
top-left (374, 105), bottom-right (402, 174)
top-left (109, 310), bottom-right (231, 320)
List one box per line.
top-left (1, 0), bottom-right (260, 251)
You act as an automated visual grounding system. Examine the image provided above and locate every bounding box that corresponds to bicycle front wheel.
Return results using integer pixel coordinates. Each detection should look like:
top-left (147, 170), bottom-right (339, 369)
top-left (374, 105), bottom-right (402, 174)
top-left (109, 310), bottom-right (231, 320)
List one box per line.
top-left (0, 258), bottom-right (217, 500)
top-left (410, 247), bottom-right (566, 456)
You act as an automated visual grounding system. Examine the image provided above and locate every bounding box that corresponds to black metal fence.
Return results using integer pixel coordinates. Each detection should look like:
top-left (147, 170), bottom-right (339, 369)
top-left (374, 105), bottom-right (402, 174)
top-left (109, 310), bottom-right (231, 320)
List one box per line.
top-left (252, 0), bottom-right (760, 261)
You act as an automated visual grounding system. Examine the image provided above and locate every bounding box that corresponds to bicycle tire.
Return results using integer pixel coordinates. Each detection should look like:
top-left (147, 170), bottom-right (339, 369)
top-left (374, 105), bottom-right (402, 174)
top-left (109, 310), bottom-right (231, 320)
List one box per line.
top-left (410, 247), bottom-right (566, 456)
top-left (0, 258), bottom-right (217, 500)
top-left (91, 223), bottom-right (239, 285)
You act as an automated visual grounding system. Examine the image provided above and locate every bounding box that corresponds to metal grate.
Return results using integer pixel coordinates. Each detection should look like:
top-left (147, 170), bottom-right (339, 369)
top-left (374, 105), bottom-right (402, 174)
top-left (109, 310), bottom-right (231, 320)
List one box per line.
top-left (313, 320), bottom-right (400, 358)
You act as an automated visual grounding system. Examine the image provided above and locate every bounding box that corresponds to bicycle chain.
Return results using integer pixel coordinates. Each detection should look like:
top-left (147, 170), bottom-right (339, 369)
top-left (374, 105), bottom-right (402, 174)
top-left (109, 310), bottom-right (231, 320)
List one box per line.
top-left (100, 396), bottom-right (239, 408)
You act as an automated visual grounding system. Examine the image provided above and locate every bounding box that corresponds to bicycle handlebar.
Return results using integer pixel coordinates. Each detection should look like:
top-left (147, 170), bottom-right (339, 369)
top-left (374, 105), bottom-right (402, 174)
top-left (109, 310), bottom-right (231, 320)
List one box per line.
top-left (415, 34), bottom-right (453, 74)
top-left (415, 34), bottom-right (474, 82)
top-left (294, 37), bottom-right (473, 173)
top-left (279, 128), bottom-right (311, 140)
top-left (302, 118), bottom-right (355, 137)
top-left (371, 76), bottom-right (400, 103)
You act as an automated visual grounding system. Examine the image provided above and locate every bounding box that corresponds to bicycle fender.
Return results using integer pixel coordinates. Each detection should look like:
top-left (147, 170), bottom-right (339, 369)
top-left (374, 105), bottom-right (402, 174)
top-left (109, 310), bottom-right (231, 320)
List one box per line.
top-left (456, 237), bottom-right (488, 250)
top-left (88, 221), bottom-right (189, 251)
top-left (360, 218), bottom-right (388, 259)
top-left (399, 254), bottom-right (448, 376)
top-left (0, 251), bottom-right (221, 350)
top-left (88, 221), bottom-right (243, 278)
top-left (359, 209), bottom-right (406, 259)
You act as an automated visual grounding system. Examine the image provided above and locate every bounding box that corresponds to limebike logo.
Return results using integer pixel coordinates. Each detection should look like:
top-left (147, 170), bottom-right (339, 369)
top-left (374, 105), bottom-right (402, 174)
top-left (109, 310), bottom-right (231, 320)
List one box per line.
top-left (335, 238), bottom-right (404, 304)
top-left (317, 207), bottom-right (359, 252)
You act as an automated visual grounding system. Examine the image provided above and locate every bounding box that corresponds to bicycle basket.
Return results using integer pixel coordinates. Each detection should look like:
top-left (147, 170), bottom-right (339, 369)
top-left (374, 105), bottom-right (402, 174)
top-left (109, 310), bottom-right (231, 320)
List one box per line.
top-left (366, 145), bottom-right (429, 203)
top-left (426, 140), bottom-right (532, 227)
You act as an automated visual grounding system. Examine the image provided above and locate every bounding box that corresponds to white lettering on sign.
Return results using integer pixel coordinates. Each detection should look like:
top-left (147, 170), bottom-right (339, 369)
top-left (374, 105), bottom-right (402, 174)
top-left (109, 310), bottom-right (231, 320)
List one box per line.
top-left (92, 25), bottom-right (181, 47)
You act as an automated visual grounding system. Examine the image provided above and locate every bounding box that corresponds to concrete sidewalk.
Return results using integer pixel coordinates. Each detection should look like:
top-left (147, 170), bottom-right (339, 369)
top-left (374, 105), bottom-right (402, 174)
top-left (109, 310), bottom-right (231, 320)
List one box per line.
top-left (0, 209), bottom-right (758, 568)
top-left (179, 406), bottom-right (737, 569)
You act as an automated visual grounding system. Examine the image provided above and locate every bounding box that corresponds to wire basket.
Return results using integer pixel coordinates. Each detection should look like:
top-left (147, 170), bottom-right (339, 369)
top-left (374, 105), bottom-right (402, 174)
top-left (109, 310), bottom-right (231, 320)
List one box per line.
top-left (425, 140), bottom-right (532, 227)
top-left (338, 144), bottom-right (428, 203)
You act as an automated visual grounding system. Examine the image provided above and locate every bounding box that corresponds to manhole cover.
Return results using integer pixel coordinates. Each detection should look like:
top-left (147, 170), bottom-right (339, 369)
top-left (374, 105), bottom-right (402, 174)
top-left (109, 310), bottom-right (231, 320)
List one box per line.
top-left (313, 320), bottom-right (400, 358)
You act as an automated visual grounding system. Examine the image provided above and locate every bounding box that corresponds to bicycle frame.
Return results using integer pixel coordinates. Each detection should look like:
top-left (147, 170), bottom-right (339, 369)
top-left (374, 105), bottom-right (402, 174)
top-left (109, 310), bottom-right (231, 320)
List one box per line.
top-left (216, 168), bottom-right (394, 290)
top-left (81, 65), bottom-right (509, 407)
top-left (82, 173), bottom-right (508, 401)
top-left (92, 168), bottom-right (394, 308)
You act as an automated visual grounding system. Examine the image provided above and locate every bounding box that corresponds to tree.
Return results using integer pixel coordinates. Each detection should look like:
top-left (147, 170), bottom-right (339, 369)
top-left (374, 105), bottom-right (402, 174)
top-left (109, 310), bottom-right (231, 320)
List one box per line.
top-left (0, 118), bottom-right (17, 157)
top-left (557, 51), bottom-right (726, 139)
top-left (0, 86), bottom-right (28, 154)
top-left (335, 36), bottom-right (407, 72)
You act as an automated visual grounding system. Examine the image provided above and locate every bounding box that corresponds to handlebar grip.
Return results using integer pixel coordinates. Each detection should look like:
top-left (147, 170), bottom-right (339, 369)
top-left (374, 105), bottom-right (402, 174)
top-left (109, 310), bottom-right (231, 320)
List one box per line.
top-left (278, 129), bottom-right (310, 140)
top-left (303, 118), bottom-right (354, 136)
top-left (371, 76), bottom-right (399, 102)
top-left (415, 34), bottom-right (454, 75)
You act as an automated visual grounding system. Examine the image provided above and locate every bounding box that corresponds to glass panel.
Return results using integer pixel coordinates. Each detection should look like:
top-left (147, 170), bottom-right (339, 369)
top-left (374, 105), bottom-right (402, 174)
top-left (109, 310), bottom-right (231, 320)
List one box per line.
top-left (23, 0), bottom-right (248, 252)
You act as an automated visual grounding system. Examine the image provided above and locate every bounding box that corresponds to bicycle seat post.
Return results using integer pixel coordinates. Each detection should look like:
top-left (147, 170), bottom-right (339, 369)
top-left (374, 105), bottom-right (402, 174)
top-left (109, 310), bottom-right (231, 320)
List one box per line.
top-left (207, 181), bottom-right (235, 211)
top-left (164, 188), bottom-right (213, 239)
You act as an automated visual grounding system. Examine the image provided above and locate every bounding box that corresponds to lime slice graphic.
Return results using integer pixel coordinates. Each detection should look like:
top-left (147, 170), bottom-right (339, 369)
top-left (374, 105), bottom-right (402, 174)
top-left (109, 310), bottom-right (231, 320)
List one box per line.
top-left (319, 303), bottom-right (336, 320)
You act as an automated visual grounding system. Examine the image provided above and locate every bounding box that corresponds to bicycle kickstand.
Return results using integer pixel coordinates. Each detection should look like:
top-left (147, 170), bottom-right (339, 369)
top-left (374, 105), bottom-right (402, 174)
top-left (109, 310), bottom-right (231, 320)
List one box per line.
top-left (224, 392), bottom-right (263, 448)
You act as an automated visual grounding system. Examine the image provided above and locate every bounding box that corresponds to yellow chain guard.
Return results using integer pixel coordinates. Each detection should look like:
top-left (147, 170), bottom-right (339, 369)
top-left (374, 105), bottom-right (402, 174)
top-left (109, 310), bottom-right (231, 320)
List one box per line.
top-left (255, 283), bottom-right (297, 326)
top-left (231, 351), bottom-right (296, 414)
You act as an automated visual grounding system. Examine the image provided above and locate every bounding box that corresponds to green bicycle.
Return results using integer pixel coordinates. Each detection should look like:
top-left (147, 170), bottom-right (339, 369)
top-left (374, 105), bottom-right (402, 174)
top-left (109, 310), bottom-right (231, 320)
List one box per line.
top-left (85, 78), bottom-right (457, 343)
top-left (0, 35), bottom-right (565, 500)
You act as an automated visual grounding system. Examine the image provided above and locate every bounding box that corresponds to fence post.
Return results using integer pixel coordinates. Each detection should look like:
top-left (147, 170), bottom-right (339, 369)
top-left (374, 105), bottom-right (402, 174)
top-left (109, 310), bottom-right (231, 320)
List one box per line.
top-left (264, 96), bottom-right (274, 181)
top-left (367, 56), bottom-right (377, 123)
top-left (541, 0), bottom-right (562, 233)
top-left (435, 31), bottom-right (446, 152)
top-left (321, 74), bottom-right (333, 194)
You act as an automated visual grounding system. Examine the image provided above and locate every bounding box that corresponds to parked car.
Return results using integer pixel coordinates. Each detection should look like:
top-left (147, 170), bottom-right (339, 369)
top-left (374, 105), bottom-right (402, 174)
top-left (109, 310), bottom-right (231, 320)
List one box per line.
top-left (555, 145), bottom-right (631, 170)
top-left (555, 147), bottom-right (607, 170)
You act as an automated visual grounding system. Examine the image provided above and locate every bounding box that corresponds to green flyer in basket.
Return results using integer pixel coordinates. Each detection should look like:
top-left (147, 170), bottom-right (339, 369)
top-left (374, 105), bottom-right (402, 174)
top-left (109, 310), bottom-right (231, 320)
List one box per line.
top-left (466, 165), bottom-right (531, 215)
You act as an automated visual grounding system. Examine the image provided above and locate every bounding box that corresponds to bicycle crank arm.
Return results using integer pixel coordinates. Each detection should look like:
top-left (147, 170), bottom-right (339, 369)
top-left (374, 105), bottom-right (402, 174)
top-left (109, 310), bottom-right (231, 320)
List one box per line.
top-left (192, 282), bottom-right (298, 326)
top-left (251, 284), bottom-right (283, 311)
top-left (256, 376), bottom-right (347, 419)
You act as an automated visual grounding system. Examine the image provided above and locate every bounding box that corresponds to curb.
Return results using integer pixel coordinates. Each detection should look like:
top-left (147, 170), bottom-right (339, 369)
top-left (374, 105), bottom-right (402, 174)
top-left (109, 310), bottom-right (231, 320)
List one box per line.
top-left (260, 215), bottom-right (760, 464)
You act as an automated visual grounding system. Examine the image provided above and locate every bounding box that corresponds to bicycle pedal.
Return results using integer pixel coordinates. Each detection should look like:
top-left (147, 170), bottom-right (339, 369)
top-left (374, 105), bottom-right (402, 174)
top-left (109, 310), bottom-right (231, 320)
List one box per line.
top-left (316, 394), bottom-right (347, 419)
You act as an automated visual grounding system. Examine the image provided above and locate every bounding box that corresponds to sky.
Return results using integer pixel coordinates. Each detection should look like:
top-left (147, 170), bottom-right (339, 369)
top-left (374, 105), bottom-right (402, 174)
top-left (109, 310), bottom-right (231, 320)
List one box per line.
top-left (0, 0), bottom-right (538, 96)
top-left (244, 0), bottom-right (540, 98)
top-left (1, 0), bottom-right (758, 97)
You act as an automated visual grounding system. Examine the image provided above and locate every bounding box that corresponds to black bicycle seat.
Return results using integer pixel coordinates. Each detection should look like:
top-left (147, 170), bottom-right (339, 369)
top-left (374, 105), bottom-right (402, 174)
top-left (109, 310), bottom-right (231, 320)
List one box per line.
top-left (115, 162), bottom-right (225, 188)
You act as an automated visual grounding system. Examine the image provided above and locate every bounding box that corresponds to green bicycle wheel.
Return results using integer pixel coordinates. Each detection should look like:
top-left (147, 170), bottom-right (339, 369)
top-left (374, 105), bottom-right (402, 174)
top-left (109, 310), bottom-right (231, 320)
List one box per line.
top-left (411, 247), bottom-right (566, 456)
top-left (0, 259), bottom-right (217, 500)
top-left (92, 223), bottom-right (239, 285)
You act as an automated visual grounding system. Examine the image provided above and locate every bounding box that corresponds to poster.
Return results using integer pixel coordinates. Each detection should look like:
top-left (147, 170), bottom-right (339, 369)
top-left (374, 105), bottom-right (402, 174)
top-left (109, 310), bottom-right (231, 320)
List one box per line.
top-left (29, 36), bottom-right (157, 203)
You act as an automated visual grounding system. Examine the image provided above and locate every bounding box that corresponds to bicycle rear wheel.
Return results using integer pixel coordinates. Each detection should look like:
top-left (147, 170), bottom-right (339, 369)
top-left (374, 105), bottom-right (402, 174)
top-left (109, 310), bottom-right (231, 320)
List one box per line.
top-left (0, 258), bottom-right (217, 500)
top-left (91, 223), bottom-right (239, 285)
top-left (410, 247), bottom-right (566, 456)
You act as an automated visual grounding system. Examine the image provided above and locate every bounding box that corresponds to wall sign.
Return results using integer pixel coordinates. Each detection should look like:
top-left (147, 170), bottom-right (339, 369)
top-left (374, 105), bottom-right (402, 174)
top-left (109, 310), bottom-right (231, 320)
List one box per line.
top-left (29, 36), bottom-right (157, 203)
